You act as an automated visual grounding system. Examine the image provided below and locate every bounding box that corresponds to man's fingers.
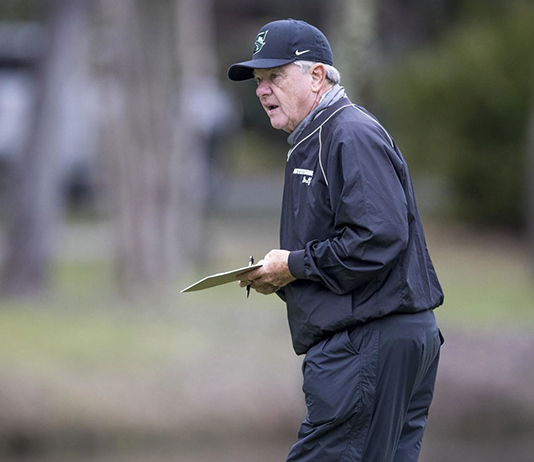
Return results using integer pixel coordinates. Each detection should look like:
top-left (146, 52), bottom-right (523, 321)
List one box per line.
top-left (236, 253), bottom-right (291, 293)
top-left (238, 266), bottom-right (262, 282)
top-left (238, 278), bottom-right (261, 285)
top-left (238, 278), bottom-right (263, 288)
top-left (238, 278), bottom-right (279, 295)
top-left (255, 283), bottom-right (278, 295)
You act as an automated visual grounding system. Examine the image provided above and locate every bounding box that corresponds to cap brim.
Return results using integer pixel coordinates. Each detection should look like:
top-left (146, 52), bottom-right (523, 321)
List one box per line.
top-left (227, 57), bottom-right (296, 81)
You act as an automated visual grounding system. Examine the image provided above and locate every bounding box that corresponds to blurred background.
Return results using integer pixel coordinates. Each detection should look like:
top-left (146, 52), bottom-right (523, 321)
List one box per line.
top-left (0, 0), bottom-right (533, 461)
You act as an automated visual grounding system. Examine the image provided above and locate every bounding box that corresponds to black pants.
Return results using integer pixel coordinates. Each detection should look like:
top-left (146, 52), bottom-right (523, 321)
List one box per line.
top-left (286, 310), bottom-right (442, 462)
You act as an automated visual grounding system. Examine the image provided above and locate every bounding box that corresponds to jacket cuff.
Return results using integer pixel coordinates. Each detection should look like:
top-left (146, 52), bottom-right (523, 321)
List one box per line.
top-left (288, 249), bottom-right (307, 280)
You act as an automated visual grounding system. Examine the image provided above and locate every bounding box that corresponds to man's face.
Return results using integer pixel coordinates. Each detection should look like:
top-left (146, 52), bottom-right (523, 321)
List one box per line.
top-left (253, 64), bottom-right (317, 133)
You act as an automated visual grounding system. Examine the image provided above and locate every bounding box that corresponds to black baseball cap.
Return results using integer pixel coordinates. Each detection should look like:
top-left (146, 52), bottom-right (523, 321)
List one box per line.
top-left (228, 19), bottom-right (334, 82)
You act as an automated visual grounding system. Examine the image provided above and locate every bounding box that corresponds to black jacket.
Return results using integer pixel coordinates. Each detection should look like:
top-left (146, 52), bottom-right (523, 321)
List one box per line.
top-left (277, 97), bottom-right (444, 355)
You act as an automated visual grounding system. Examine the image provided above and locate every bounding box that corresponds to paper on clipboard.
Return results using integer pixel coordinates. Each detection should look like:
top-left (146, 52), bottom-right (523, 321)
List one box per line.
top-left (180, 263), bottom-right (263, 293)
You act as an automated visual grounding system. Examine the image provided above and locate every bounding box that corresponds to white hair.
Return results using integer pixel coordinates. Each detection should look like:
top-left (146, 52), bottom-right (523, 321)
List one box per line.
top-left (293, 60), bottom-right (341, 85)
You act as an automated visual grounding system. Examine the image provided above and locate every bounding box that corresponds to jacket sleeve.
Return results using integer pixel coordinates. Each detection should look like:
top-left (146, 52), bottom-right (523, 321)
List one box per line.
top-left (288, 121), bottom-right (409, 295)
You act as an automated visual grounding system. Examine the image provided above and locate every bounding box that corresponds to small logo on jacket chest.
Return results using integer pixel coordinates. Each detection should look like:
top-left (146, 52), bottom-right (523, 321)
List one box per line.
top-left (293, 168), bottom-right (313, 186)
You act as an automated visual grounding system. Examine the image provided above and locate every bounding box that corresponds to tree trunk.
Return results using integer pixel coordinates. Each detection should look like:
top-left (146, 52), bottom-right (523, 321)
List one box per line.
top-left (329, 0), bottom-right (378, 104)
top-left (95, 0), bottom-right (217, 295)
top-left (526, 102), bottom-right (534, 277)
top-left (1, 0), bottom-right (88, 297)
top-left (96, 0), bottom-right (172, 294)
top-left (173, 0), bottom-right (218, 269)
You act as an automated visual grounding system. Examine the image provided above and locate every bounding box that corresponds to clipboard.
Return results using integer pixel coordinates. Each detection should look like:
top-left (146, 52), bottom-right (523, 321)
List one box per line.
top-left (180, 263), bottom-right (263, 293)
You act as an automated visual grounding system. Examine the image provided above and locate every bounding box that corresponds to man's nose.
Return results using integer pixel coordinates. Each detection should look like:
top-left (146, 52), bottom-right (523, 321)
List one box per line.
top-left (256, 80), bottom-right (272, 98)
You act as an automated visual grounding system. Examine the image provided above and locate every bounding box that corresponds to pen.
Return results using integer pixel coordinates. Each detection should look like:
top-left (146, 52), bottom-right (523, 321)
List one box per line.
top-left (246, 255), bottom-right (254, 298)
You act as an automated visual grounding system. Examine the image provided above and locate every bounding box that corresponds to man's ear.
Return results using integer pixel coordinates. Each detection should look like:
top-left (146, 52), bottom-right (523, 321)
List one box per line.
top-left (310, 63), bottom-right (327, 92)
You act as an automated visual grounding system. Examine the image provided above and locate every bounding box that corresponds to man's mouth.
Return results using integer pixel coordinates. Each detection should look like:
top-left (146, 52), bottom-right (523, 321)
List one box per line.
top-left (265, 104), bottom-right (279, 115)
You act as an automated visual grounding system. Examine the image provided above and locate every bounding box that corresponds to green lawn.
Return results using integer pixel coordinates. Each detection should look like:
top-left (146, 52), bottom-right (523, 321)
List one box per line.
top-left (426, 226), bottom-right (534, 329)
top-left (0, 223), bottom-right (532, 369)
top-left (0, 221), bottom-right (532, 451)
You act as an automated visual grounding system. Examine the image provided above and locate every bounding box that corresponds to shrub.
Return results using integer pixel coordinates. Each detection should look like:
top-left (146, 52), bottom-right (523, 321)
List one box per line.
top-left (378, 2), bottom-right (534, 229)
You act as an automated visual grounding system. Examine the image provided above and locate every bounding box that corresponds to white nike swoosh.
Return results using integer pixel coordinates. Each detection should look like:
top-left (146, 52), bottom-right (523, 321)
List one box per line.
top-left (295, 49), bottom-right (310, 56)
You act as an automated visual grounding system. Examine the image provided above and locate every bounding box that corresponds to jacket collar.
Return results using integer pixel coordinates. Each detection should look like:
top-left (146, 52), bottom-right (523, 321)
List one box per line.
top-left (292, 96), bottom-right (353, 146)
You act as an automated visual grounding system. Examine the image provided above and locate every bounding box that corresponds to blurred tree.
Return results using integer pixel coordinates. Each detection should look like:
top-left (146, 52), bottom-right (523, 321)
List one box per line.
top-left (329, 0), bottom-right (378, 104)
top-left (96, 0), bottom-right (217, 294)
top-left (378, 0), bottom-right (459, 55)
top-left (174, 0), bottom-right (221, 269)
top-left (328, 0), bottom-right (459, 104)
top-left (1, 0), bottom-right (88, 296)
top-left (0, 0), bottom-right (38, 21)
top-left (96, 0), bottom-right (176, 294)
top-left (377, 1), bottom-right (534, 230)
top-left (527, 102), bottom-right (534, 274)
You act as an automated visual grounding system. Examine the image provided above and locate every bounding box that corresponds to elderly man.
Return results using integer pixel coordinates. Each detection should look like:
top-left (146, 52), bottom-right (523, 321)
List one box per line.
top-left (228, 19), bottom-right (444, 462)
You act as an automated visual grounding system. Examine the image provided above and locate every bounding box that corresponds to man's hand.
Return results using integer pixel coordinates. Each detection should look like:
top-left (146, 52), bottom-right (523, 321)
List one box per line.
top-left (238, 249), bottom-right (296, 295)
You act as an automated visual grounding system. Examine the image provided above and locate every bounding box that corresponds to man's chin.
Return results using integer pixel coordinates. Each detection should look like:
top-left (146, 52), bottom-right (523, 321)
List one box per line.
top-left (270, 118), bottom-right (290, 133)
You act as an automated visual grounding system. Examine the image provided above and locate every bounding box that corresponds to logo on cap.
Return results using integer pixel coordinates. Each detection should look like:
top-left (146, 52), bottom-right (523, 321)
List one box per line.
top-left (253, 31), bottom-right (268, 54)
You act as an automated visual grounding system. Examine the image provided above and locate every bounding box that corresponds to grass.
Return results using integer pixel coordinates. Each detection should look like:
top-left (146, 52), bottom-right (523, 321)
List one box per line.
top-left (0, 219), bottom-right (532, 451)
top-left (0, 221), bottom-right (533, 372)
top-left (0, 219), bottom-right (532, 357)
top-left (0, 264), bottom-right (210, 373)
top-left (425, 226), bottom-right (534, 330)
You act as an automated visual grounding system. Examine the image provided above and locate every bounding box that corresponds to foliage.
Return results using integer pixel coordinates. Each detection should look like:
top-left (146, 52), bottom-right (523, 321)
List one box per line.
top-left (0, 0), bottom-right (39, 20)
top-left (377, 1), bottom-right (534, 229)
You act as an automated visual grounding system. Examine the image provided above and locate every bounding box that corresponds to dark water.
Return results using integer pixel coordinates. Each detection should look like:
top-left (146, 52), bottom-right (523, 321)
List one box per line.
top-left (4, 436), bottom-right (534, 462)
